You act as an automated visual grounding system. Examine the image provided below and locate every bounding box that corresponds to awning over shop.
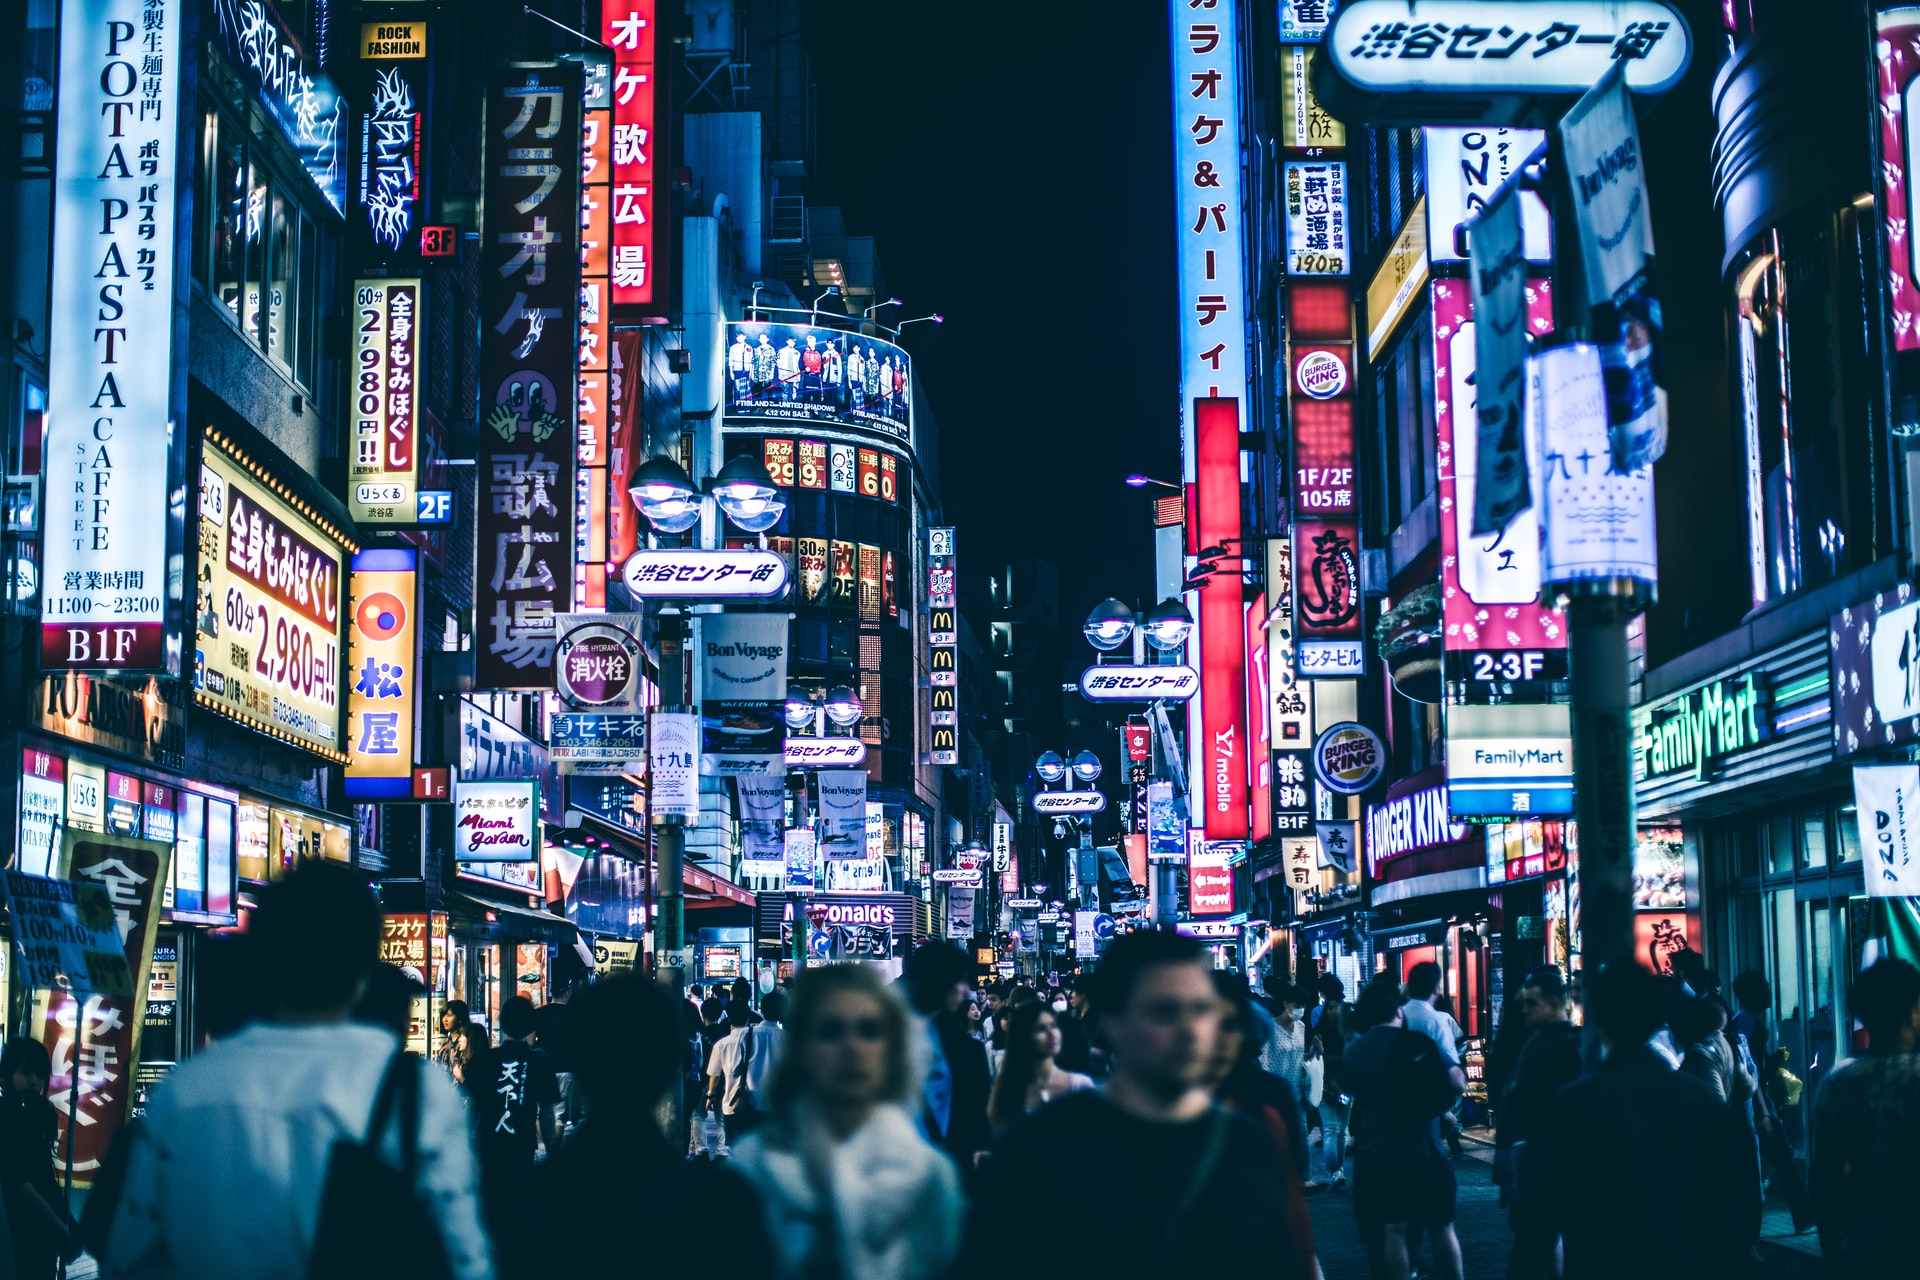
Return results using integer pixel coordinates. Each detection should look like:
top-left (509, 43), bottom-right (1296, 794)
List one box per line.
top-left (568, 807), bottom-right (754, 907)
top-left (452, 892), bottom-right (582, 948)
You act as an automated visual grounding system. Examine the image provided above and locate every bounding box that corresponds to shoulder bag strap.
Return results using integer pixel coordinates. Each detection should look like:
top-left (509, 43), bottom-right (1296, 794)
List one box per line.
top-left (1160, 1109), bottom-right (1232, 1253)
top-left (365, 1051), bottom-right (407, 1147)
top-left (397, 1053), bottom-right (423, 1177)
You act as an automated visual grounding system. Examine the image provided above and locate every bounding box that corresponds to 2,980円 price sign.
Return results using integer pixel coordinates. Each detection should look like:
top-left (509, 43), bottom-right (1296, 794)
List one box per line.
top-left (194, 437), bottom-right (353, 761)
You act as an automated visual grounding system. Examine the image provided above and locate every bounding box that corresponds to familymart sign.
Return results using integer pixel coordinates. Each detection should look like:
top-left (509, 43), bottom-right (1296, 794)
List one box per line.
top-left (1635, 673), bottom-right (1766, 783)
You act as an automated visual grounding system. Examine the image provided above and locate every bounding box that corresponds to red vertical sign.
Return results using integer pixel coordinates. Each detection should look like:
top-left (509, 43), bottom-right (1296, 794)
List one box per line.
top-left (1194, 398), bottom-right (1247, 841)
top-left (1246, 592), bottom-right (1272, 843)
top-left (603, 3), bottom-right (661, 308)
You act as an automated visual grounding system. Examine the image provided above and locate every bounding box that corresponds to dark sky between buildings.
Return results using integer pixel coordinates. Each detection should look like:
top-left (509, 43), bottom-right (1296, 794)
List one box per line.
top-left (809, 3), bottom-right (1177, 631)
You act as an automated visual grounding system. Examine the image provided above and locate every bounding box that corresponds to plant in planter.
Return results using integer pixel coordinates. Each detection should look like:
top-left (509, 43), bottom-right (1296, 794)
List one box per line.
top-left (1375, 582), bottom-right (1444, 704)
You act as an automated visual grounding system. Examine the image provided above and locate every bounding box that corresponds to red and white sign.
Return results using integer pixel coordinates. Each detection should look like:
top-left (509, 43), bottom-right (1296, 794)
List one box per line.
top-left (1289, 283), bottom-right (1362, 650)
top-left (452, 780), bottom-right (539, 861)
top-left (602, 3), bottom-right (661, 307)
top-left (1125, 720), bottom-right (1152, 763)
top-left (1247, 593), bottom-right (1272, 844)
top-left (1189, 841), bottom-right (1235, 916)
top-left (1294, 348), bottom-right (1349, 400)
top-left (1194, 398), bottom-right (1247, 841)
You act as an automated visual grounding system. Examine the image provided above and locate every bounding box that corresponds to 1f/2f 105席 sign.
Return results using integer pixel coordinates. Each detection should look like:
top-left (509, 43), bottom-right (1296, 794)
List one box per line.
top-left (623, 549), bottom-right (790, 598)
top-left (1032, 791), bottom-right (1107, 815)
top-left (1079, 665), bottom-right (1199, 702)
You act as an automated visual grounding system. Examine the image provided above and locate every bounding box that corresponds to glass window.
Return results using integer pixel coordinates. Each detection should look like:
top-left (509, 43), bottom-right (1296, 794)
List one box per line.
top-left (1801, 811), bottom-right (1827, 870)
top-left (244, 160), bottom-right (268, 345)
top-left (207, 798), bottom-right (235, 917)
top-left (264, 187), bottom-right (293, 369)
top-left (1835, 804), bottom-right (1862, 863)
top-left (296, 211), bottom-right (319, 388)
top-left (175, 791), bottom-right (206, 915)
top-left (1767, 811), bottom-right (1795, 875)
top-left (211, 113), bottom-right (246, 319)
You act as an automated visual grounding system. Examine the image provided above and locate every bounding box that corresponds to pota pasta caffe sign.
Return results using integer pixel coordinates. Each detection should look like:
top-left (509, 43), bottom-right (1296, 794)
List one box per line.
top-left (453, 780), bottom-right (540, 861)
top-left (193, 432), bottom-right (353, 762)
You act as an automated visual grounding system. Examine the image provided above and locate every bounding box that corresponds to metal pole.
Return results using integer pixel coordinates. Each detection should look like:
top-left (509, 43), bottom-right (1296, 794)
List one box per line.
top-left (1567, 592), bottom-right (1638, 1009)
top-left (652, 608), bottom-right (688, 1139)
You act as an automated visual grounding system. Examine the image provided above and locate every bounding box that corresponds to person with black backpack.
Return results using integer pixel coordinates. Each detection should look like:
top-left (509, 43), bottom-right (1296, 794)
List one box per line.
top-left (99, 861), bottom-right (490, 1280)
top-left (706, 990), bottom-right (786, 1145)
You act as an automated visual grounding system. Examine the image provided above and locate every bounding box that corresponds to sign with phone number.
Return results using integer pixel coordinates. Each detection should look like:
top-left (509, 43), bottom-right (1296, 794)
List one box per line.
top-left (194, 451), bottom-right (349, 760)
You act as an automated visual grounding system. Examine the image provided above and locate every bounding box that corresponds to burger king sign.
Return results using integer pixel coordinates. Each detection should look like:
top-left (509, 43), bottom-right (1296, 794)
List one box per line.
top-left (1313, 722), bottom-right (1386, 795)
top-left (1295, 349), bottom-right (1349, 400)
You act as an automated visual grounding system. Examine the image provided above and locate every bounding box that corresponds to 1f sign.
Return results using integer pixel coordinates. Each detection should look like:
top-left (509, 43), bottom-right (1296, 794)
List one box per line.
top-left (43, 0), bottom-right (182, 672)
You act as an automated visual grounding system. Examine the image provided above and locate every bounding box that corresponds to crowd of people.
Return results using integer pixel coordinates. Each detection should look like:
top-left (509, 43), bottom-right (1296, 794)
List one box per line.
top-left (0, 861), bottom-right (1903, 1278)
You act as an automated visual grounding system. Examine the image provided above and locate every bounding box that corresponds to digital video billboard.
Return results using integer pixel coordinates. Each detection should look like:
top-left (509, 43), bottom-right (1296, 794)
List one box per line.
top-left (724, 323), bottom-right (912, 444)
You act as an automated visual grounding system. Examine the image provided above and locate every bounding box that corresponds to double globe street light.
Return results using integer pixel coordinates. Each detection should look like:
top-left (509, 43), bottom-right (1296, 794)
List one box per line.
top-left (1082, 597), bottom-right (1194, 655)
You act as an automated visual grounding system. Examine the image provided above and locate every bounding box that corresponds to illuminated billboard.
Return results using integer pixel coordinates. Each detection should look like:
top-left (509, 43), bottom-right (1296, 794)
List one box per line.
top-left (194, 436), bottom-right (353, 762)
top-left (724, 323), bottom-right (911, 444)
top-left (349, 279), bottom-right (422, 523)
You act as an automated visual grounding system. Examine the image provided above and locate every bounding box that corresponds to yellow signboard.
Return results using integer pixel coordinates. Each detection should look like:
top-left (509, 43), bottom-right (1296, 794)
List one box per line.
top-left (1366, 196), bottom-right (1430, 360)
top-left (1281, 47), bottom-right (1345, 152)
top-left (194, 433), bottom-right (355, 761)
top-left (361, 22), bottom-right (427, 59)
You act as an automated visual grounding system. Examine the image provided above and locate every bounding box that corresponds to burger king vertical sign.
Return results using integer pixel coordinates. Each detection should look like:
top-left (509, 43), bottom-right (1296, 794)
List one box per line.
top-left (345, 549), bottom-right (419, 798)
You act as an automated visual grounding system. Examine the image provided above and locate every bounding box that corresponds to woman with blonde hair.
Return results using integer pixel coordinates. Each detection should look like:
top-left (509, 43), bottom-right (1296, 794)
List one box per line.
top-left (731, 964), bottom-right (962, 1280)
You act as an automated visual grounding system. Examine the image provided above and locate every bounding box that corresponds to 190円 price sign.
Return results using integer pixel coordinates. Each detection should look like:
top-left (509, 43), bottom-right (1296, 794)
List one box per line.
top-left (195, 447), bottom-right (350, 760)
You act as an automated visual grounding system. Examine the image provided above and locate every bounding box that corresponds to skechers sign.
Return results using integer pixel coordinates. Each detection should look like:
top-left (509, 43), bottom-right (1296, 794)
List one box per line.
top-left (622, 550), bottom-right (790, 598)
top-left (1079, 665), bottom-right (1200, 702)
top-left (1366, 783), bottom-right (1470, 877)
top-left (1032, 792), bottom-right (1107, 815)
top-left (1634, 672), bottom-right (1767, 783)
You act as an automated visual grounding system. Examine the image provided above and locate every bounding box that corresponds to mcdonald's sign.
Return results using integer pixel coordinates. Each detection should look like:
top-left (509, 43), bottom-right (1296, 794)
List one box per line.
top-left (930, 608), bottom-right (956, 645)
top-left (928, 528), bottom-right (959, 764)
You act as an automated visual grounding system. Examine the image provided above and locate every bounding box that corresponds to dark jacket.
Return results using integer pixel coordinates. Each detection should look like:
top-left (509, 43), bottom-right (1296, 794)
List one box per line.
top-left (1518, 1047), bottom-right (1760, 1280)
top-left (933, 1010), bottom-right (993, 1167)
top-left (1497, 1021), bottom-right (1583, 1151)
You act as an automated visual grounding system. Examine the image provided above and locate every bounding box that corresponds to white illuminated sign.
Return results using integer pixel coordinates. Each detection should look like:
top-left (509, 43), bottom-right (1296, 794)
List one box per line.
top-left (1078, 665), bottom-right (1200, 702)
top-left (1032, 791), bottom-right (1107, 815)
top-left (622, 549), bottom-right (791, 598)
top-left (1284, 160), bottom-right (1349, 276)
top-left (43, 0), bottom-right (182, 673)
top-left (784, 737), bottom-right (869, 767)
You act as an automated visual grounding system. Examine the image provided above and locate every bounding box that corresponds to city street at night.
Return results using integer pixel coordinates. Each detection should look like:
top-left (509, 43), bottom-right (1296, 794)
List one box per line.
top-left (0, 1), bottom-right (1918, 1278)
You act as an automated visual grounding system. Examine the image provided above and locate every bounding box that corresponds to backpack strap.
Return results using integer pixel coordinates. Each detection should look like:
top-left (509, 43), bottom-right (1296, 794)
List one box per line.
top-left (364, 1050), bottom-right (413, 1167)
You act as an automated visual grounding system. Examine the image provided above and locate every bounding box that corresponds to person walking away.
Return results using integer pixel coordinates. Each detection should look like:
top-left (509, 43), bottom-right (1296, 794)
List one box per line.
top-left (1207, 976), bottom-right (1319, 1280)
top-left (730, 964), bottom-right (962, 1280)
top-left (1517, 963), bottom-right (1759, 1280)
top-left (1261, 985), bottom-right (1319, 1188)
top-left (1498, 967), bottom-right (1583, 1277)
top-left (1054, 979), bottom-right (1098, 1078)
top-left (1812, 957), bottom-right (1920, 1277)
top-left (902, 942), bottom-right (992, 1171)
top-left (1309, 973), bottom-right (1352, 1188)
top-left (708, 995), bottom-right (786, 1146)
top-left (541, 976), bottom-right (774, 1274)
top-left (0, 1039), bottom-right (73, 1279)
top-left (1731, 970), bottom-right (1813, 1229)
top-left (986, 1003), bottom-right (1093, 1135)
top-left (1342, 978), bottom-right (1464, 1280)
top-left (100, 861), bottom-right (490, 1280)
top-left (466, 994), bottom-right (559, 1274)
top-left (1400, 963), bottom-right (1468, 1158)
top-left (729, 977), bottom-right (763, 1022)
top-left (1675, 994), bottom-right (1757, 1106)
top-left (533, 980), bottom-right (579, 1136)
top-left (957, 929), bottom-right (1313, 1278)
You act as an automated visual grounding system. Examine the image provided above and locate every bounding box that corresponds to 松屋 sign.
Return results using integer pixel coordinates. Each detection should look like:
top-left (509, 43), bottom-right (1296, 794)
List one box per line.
top-left (43, 0), bottom-right (182, 673)
top-left (452, 781), bottom-right (539, 861)
top-left (345, 549), bottom-right (418, 799)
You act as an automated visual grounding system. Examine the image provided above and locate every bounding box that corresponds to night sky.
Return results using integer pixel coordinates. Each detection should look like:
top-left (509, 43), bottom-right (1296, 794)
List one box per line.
top-left (809, 4), bottom-right (1177, 631)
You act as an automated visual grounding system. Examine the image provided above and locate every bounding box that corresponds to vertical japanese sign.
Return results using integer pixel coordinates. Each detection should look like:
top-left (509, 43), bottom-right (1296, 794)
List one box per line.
top-left (1247, 593), bottom-right (1272, 843)
top-left (43, 0), bottom-right (181, 673)
top-left (349, 278), bottom-right (421, 523)
top-left (607, 329), bottom-right (645, 570)
top-left (1289, 283), bottom-right (1362, 676)
top-left (1431, 278), bottom-right (1565, 697)
top-left (574, 52), bottom-right (613, 609)
top-left (477, 64), bottom-right (581, 688)
top-left (1280, 46), bottom-right (1344, 152)
top-left (1195, 400), bottom-right (1247, 841)
top-left (37, 828), bottom-right (171, 1187)
top-left (929, 527), bottom-right (958, 765)
top-left (346, 549), bottom-right (417, 798)
top-left (1877, 9), bottom-right (1920, 353)
top-left (1283, 161), bottom-right (1349, 275)
top-left (357, 51), bottom-right (426, 257)
top-left (602, 2), bottom-right (661, 307)
top-left (1172, 0), bottom-right (1246, 467)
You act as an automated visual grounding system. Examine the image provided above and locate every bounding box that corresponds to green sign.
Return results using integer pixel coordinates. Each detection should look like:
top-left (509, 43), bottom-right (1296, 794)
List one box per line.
top-left (1635, 673), bottom-right (1766, 783)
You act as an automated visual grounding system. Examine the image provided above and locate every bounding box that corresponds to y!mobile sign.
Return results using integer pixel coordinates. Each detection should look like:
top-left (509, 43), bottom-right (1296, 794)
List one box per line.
top-left (44, 0), bottom-right (182, 672)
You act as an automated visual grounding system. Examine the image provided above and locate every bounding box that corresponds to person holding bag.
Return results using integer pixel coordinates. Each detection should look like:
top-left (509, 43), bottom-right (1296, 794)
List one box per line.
top-left (100, 862), bottom-right (490, 1280)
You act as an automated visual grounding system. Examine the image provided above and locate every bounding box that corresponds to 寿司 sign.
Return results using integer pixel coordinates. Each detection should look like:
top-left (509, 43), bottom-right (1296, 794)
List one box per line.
top-left (452, 780), bottom-right (540, 861)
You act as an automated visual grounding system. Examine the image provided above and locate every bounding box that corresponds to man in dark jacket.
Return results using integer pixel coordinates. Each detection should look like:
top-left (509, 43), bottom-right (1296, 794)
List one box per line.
top-left (903, 942), bottom-right (993, 1170)
top-left (1518, 963), bottom-right (1760, 1280)
top-left (1498, 966), bottom-right (1584, 1277)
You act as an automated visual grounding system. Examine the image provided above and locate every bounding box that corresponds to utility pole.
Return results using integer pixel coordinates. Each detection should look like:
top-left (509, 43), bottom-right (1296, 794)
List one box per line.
top-left (652, 605), bottom-right (688, 1134)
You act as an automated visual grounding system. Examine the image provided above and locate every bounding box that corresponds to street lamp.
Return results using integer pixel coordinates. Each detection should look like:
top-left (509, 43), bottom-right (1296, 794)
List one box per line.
top-left (897, 313), bottom-right (944, 330)
top-left (710, 454), bottom-right (786, 532)
top-left (1082, 598), bottom-right (1136, 652)
top-left (1071, 750), bottom-right (1103, 783)
top-left (1034, 751), bottom-right (1067, 784)
top-left (1125, 474), bottom-right (1180, 491)
top-left (1142, 598), bottom-right (1194, 651)
top-left (864, 297), bottom-right (903, 320)
top-left (811, 285), bottom-right (841, 316)
top-left (783, 687), bottom-right (820, 730)
top-left (824, 684), bottom-right (865, 728)
top-left (626, 456), bottom-right (702, 533)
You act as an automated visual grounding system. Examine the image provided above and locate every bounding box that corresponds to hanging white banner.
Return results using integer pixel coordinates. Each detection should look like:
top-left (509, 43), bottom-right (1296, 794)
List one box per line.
top-left (817, 770), bottom-right (868, 856)
top-left (1468, 181), bottom-right (1532, 536)
top-left (1855, 764), bottom-right (1920, 898)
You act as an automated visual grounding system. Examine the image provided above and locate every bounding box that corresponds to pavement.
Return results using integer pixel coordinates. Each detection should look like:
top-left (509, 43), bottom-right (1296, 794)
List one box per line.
top-left (1306, 1128), bottom-right (1824, 1280)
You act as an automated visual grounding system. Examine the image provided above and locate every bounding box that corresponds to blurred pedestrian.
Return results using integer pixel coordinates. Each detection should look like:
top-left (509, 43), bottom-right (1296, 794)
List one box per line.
top-left (902, 942), bottom-right (992, 1170)
top-left (1208, 974), bottom-right (1319, 1279)
top-left (542, 976), bottom-right (773, 1274)
top-left (1309, 972), bottom-right (1352, 1188)
top-left (0, 1038), bottom-right (72, 1279)
top-left (1498, 967), bottom-right (1582, 1276)
top-left (1675, 994), bottom-right (1756, 1106)
top-left (986, 1003), bottom-right (1093, 1134)
top-left (100, 861), bottom-right (491, 1280)
top-left (1518, 963), bottom-right (1758, 1280)
top-left (352, 963), bottom-right (426, 1044)
top-left (534, 979), bottom-right (579, 1134)
top-left (466, 994), bottom-right (559, 1273)
top-left (959, 929), bottom-right (1312, 1277)
top-left (1343, 977), bottom-right (1464, 1280)
top-left (1812, 957), bottom-right (1920, 1277)
top-left (732, 964), bottom-right (962, 1280)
